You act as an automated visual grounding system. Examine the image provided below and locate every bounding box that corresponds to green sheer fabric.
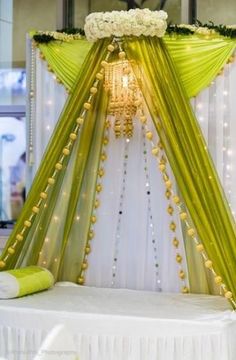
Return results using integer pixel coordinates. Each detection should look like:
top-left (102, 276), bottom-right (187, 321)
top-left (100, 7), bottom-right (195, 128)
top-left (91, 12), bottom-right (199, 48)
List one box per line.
top-left (0, 38), bottom-right (110, 281)
top-left (38, 39), bottom-right (92, 90)
top-left (37, 35), bottom-right (236, 97)
top-left (1, 35), bottom-right (236, 306)
top-left (125, 36), bottom-right (236, 304)
top-left (164, 35), bottom-right (236, 98)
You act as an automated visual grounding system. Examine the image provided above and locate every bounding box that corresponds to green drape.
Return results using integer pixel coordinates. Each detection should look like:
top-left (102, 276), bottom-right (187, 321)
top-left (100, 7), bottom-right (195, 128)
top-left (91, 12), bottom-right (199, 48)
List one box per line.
top-left (164, 35), bottom-right (236, 98)
top-left (37, 35), bottom-right (236, 97)
top-left (38, 39), bottom-right (92, 90)
top-left (0, 39), bottom-right (110, 281)
top-left (125, 36), bottom-right (236, 303)
top-left (1, 35), bottom-right (236, 305)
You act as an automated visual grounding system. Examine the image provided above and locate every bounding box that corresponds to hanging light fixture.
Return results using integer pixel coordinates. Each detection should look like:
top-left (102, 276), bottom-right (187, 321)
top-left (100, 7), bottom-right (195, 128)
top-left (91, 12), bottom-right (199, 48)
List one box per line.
top-left (103, 58), bottom-right (142, 139)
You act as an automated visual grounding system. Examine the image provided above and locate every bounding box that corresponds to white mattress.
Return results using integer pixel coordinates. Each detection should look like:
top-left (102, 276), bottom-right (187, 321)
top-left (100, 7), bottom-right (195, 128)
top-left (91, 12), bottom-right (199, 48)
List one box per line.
top-left (0, 284), bottom-right (236, 360)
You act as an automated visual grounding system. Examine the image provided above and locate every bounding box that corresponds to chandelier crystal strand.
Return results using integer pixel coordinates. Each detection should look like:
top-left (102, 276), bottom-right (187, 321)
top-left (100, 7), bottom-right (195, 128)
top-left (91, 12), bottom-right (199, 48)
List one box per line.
top-left (141, 125), bottom-right (161, 290)
top-left (77, 118), bottom-right (111, 285)
top-left (111, 137), bottom-right (130, 287)
top-left (0, 40), bottom-right (116, 270)
top-left (136, 104), bottom-right (189, 292)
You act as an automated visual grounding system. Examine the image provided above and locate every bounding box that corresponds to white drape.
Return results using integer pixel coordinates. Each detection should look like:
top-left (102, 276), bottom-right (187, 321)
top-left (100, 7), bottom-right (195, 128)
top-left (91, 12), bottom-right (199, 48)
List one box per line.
top-left (28, 48), bottom-right (236, 291)
top-left (192, 60), bottom-right (236, 218)
top-left (86, 116), bottom-right (188, 292)
top-left (26, 48), bottom-right (67, 187)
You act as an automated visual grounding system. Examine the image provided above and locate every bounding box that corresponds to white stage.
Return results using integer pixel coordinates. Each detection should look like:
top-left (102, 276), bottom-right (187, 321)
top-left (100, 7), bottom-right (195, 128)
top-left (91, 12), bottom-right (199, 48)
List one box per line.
top-left (0, 284), bottom-right (236, 360)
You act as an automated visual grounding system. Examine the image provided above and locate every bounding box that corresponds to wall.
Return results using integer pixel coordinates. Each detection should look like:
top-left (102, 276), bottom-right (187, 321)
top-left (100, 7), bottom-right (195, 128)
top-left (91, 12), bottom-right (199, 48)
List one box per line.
top-left (13, 0), bottom-right (57, 67)
top-left (197, 0), bottom-right (236, 24)
top-left (74, 0), bottom-right (181, 28)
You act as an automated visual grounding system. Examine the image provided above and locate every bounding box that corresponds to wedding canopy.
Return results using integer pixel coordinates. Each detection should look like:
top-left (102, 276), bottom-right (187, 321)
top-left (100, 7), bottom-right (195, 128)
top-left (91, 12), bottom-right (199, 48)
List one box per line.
top-left (1, 10), bottom-right (236, 308)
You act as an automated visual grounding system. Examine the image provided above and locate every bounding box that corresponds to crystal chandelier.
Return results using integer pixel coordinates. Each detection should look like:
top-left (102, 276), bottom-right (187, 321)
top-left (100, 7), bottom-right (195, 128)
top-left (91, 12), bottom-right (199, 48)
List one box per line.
top-left (104, 59), bottom-right (142, 138)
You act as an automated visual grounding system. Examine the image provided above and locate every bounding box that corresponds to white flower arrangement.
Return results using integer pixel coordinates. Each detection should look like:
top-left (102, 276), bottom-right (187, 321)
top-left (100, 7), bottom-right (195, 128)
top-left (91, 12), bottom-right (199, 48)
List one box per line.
top-left (226, 25), bottom-right (236, 29)
top-left (195, 27), bottom-right (216, 36)
top-left (37, 31), bottom-right (82, 42)
top-left (176, 24), bottom-right (216, 36)
top-left (84, 9), bottom-right (168, 42)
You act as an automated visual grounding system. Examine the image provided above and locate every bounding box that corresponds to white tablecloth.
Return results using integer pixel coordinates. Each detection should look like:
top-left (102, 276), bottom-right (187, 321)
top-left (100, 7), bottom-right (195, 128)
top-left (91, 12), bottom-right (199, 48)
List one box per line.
top-left (0, 284), bottom-right (236, 360)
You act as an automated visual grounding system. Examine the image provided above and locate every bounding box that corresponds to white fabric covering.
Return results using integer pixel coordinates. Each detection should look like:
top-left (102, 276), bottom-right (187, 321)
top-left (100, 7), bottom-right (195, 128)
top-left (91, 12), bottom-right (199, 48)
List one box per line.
top-left (0, 285), bottom-right (236, 360)
top-left (192, 60), bottom-right (236, 218)
top-left (33, 325), bottom-right (77, 360)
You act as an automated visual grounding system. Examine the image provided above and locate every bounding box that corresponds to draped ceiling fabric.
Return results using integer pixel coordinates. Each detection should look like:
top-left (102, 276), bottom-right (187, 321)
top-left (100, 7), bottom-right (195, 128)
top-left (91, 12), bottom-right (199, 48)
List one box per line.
top-left (36, 34), bottom-right (236, 97)
top-left (1, 34), bottom-right (236, 305)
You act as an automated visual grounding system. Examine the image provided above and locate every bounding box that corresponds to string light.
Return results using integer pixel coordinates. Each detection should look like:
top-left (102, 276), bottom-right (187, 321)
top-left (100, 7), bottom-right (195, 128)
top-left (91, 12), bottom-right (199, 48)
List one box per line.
top-left (141, 125), bottom-right (161, 290)
top-left (28, 41), bottom-right (36, 165)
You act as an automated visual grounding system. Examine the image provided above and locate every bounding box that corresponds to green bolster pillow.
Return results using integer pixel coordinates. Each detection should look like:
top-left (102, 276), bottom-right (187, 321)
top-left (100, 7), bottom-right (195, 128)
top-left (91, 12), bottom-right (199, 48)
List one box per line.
top-left (0, 266), bottom-right (54, 299)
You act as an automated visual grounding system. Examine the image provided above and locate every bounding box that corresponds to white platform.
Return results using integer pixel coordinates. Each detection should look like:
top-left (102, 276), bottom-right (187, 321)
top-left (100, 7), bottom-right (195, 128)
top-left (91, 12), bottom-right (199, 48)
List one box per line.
top-left (0, 284), bottom-right (236, 360)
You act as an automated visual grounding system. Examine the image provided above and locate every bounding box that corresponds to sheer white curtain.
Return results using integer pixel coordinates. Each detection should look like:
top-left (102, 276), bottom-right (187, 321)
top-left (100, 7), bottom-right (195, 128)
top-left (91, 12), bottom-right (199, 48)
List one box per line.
top-left (28, 47), bottom-right (236, 291)
top-left (86, 116), bottom-right (188, 292)
top-left (26, 46), bottom-right (67, 187)
top-left (192, 59), bottom-right (236, 218)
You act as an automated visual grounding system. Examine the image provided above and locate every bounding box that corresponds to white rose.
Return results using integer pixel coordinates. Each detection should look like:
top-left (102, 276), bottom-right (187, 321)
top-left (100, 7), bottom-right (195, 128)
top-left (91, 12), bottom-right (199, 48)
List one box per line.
top-left (84, 9), bottom-right (167, 41)
top-left (157, 10), bottom-right (168, 20)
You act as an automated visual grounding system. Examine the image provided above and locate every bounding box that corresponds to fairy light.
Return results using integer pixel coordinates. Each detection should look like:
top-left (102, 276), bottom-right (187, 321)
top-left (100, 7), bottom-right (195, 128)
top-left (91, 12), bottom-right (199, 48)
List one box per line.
top-left (196, 103), bottom-right (203, 110)
top-left (221, 63), bottom-right (234, 218)
top-left (28, 40), bottom-right (36, 165)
